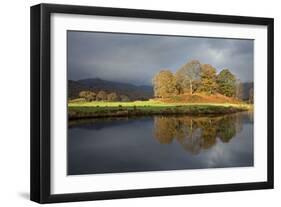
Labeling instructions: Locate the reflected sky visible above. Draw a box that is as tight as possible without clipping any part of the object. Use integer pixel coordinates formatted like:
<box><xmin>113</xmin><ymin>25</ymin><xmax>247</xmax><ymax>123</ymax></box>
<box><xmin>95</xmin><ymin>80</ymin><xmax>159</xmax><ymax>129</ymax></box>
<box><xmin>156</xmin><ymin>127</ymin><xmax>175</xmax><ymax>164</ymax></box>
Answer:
<box><xmin>68</xmin><ymin>112</ymin><xmax>253</xmax><ymax>175</ymax></box>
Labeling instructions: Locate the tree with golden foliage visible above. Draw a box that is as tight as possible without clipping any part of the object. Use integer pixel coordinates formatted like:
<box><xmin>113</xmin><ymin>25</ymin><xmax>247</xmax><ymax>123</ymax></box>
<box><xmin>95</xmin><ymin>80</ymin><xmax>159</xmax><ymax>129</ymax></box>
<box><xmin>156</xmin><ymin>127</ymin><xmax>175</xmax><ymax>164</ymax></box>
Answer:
<box><xmin>79</xmin><ymin>91</ymin><xmax>96</xmax><ymax>102</ymax></box>
<box><xmin>175</xmin><ymin>60</ymin><xmax>201</xmax><ymax>94</ymax></box>
<box><xmin>198</xmin><ymin>64</ymin><xmax>218</xmax><ymax>94</ymax></box>
<box><xmin>152</xmin><ymin>70</ymin><xmax>178</xmax><ymax>98</ymax></box>
<box><xmin>96</xmin><ymin>90</ymin><xmax>107</xmax><ymax>101</ymax></box>
<box><xmin>107</xmin><ymin>92</ymin><xmax>119</xmax><ymax>102</ymax></box>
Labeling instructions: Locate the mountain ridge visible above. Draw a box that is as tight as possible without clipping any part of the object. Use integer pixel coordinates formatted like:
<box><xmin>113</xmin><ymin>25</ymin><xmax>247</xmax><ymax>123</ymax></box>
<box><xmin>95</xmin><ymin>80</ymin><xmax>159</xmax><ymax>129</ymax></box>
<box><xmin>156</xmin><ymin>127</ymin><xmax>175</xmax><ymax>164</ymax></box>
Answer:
<box><xmin>68</xmin><ymin>78</ymin><xmax>154</xmax><ymax>100</ymax></box>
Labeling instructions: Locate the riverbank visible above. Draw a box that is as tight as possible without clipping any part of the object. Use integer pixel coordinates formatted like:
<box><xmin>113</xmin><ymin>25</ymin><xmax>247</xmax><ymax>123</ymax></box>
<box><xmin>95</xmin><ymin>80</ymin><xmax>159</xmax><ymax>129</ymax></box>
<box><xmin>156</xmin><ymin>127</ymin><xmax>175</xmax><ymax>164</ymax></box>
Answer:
<box><xmin>68</xmin><ymin>101</ymin><xmax>252</xmax><ymax>120</ymax></box>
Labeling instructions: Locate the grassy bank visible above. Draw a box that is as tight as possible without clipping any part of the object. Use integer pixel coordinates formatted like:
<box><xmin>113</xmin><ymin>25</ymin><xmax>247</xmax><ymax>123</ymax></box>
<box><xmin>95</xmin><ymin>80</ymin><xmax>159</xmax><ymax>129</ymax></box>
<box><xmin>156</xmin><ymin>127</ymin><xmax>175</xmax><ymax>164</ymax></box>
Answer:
<box><xmin>68</xmin><ymin>100</ymin><xmax>252</xmax><ymax>119</ymax></box>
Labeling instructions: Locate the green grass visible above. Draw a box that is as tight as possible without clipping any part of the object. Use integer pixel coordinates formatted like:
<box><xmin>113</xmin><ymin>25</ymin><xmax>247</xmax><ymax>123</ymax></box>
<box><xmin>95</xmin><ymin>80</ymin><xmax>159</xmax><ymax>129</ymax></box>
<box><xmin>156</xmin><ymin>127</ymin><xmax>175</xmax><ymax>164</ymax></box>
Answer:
<box><xmin>68</xmin><ymin>100</ymin><xmax>252</xmax><ymax>119</ymax></box>
<box><xmin>68</xmin><ymin>100</ymin><xmax>251</xmax><ymax>110</ymax></box>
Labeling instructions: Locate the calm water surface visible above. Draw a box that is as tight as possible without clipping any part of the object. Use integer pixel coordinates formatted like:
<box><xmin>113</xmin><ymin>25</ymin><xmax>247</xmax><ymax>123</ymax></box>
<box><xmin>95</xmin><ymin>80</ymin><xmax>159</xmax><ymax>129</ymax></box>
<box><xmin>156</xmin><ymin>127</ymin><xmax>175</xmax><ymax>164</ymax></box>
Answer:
<box><xmin>68</xmin><ymin>112</ymin><xmax>253</xmax><ymax>175</ymax></box>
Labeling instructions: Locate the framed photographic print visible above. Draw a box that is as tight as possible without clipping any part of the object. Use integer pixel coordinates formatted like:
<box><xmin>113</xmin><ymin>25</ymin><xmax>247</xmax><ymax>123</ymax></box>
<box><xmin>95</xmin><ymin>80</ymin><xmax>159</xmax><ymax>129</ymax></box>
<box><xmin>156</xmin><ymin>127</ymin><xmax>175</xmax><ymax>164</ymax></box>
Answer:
<box><xmin>30</xmin><ymin>3</ymin><xmax>274</xmax><ymax>203</ymax></box>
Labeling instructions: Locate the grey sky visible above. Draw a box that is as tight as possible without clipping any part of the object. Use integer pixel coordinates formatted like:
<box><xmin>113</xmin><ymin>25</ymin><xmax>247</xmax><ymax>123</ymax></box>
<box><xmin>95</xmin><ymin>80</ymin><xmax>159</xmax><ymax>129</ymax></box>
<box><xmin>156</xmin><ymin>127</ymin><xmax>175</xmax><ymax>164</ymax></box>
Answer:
<box><xmin>67</xmin><ymin>31</ymin><xmax>253</xmax><ymax>85</ymax></box>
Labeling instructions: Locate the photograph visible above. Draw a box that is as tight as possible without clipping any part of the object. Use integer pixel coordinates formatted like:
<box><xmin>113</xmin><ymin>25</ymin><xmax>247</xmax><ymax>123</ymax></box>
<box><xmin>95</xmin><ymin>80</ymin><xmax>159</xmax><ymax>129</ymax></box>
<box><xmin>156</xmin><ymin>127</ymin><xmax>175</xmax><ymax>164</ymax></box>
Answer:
<box><xmin>30</xmin><ymin>3</ymin><xmax>273</xmax><ymax>203</ymax></box>
<box><xmin>67</xmin><ymin>31</ymin><xmax>254</xmax><ymax>175</ymax></box>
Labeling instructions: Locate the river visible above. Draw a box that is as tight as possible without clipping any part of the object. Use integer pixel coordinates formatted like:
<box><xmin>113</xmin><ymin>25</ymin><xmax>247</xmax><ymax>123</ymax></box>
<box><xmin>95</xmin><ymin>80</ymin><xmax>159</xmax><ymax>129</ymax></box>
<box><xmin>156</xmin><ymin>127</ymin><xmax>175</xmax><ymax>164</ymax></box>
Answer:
<box><xmin>68</xmin><ymin>111</ymin><xmax>253</xmax><ymax>175</ymax></box>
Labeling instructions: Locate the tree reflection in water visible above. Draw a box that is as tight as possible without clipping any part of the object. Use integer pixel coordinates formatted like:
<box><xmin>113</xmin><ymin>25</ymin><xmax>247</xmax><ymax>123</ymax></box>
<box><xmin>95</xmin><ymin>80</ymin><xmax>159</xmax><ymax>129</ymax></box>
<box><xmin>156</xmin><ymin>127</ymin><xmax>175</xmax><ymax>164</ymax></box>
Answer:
<box><xmin>154</xmin><ymin>113</ymin><xmax>243</xmax><ymax>154</ymax></box>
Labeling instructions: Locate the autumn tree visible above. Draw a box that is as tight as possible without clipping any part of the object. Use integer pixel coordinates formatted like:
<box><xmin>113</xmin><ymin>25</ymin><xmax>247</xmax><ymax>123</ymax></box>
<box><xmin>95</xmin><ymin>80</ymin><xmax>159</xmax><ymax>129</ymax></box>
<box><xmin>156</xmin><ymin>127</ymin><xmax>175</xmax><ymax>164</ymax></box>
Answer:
<box><xmin>120</xmin><ymin>95</ymin><xmax>130</xmax><ymax>102</ymax></box>
<box><xmin>79</xmin><ymin>91</ymin><xmax>96</xmax><ymax>102</ymax></box>
<box><xmin>198</xmin><ymin>64</ymin><xmax>218</xmax><ymax>94</ymax></box>
<box><xmin>96</xmin><ymin>90</ymin><xmax>107</xmax><ymax>101</ymax></box>
<box><xmin>107</xmin><ymin>92</ymin><xmax>119</xmax><ymax>102</ymax></box>
<box><xmin>216</xmin><ymin>69</ymin><xmax>237</xmax><ymax>97</ymax></box>
<box><xmin>249</xmin><ymin>87</ymin><xmax>254</xmax><ymax>103</ymax></box>
<box><xmin>152</xmin><ymin>70</ymin><xmax>178</xmax><ymax>98</ymax></box>
<box><xmin>175</xmin><ymin>60</ymin><xmax>201</xmax><ymax>94</ymax></box>
<box><xmin>235</xmin><ymin>79</ymin><xmax>244</xmax><ymax>100</ymax></box>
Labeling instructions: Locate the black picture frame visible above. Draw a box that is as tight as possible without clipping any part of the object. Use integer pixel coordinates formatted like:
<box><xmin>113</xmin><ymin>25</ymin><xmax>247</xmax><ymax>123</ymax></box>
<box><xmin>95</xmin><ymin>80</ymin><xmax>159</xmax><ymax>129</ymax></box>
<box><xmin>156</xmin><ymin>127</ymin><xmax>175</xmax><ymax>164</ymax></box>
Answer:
<box><xmin>30</xmin><ymin>3</ymin><xmax>274</xmax><ymax>204</ymax></box>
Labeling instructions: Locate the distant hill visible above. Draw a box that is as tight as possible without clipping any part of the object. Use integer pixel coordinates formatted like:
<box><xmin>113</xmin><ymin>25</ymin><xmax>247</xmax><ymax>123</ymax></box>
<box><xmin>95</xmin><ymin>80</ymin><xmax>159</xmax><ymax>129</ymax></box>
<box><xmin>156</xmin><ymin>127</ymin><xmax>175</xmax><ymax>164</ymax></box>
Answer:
<box><xmin>68</xmin><ymin>78</ymin><xmax>154</xmax><ymax>100</ymax></box>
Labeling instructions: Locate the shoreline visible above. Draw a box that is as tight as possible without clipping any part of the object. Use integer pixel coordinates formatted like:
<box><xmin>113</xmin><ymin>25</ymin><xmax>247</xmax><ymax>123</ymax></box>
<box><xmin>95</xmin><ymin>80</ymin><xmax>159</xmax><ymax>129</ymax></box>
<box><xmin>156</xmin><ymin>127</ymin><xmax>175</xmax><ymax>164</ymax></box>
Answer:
<box><xmin>68</xmin><ymin>103</ymin><xmax>251</xmax><ymax>120</ymax></box>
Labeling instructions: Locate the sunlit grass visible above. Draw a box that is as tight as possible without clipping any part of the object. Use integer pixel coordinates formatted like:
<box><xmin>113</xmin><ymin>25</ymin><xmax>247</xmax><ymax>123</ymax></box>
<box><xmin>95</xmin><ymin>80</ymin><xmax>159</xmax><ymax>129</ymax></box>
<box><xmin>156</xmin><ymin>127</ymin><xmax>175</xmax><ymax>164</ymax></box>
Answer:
<box><xmin>68</xmin><ymin>100</ymin><xmax>252</xmax><ymax>119</ymax></box>
<box><xmin>68</xmin><ymin>100</ymin><xmax>252</xmax><ymax>109</ymax></box>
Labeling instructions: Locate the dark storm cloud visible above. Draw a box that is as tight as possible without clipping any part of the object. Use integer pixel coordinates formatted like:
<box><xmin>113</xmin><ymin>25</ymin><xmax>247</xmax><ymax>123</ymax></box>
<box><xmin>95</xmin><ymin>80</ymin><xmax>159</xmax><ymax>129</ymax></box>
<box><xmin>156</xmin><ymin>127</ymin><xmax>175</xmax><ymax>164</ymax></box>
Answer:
<box><xmin>67</xmin><ymin>31</ymin><xmax>253</xmax><ymax>85</ymax></box>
